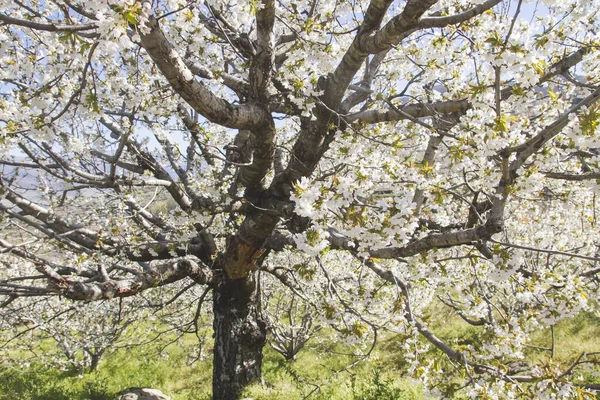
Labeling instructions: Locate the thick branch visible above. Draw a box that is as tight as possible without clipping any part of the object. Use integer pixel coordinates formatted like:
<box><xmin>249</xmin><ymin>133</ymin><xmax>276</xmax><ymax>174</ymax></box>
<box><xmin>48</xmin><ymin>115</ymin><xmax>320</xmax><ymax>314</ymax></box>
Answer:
<box><xmin>350</xmin><ymin>47</ymin><xmax>593</xmax><ymax>125</ymax></box>
<box><xmin>0</xmin><ymin>13</ymin><xmax>98</xmax><ymax>32</ymax></box>
<box><xmin>356</xmin><ymin>0</ymin><xmax>439</xmax><ymax>55</ymax></box>
<box><xmin>544</xmin><ymin>171</ymin><xmax>600</xmax><ymax>181</ymax></box>
<box><xmin>139</xmin><ymin>16</ymin><xmax>268</xmax><ymax>129</ymax></box>
<box><xmin>0</xmin><ymin>256</ymin><xmax>213</xmax><ymax>301</ymax></box>
<box><xmin>184</xmin><ymin>60</ymin><xmax>250</xmax><ymax>96</ymax></box>
<box><xmin>418</xmin><ymin>0</ymin><xmax>503</xmax><ymax>29</ymax></box>
<box><xmin>505</xmin><ymin>87</ymin><xmax>600</xmax><ymax>172</ymax></box>
<box><xmin>348</xmin><ymin>99</ymin><xmax>470</xmax><ymax>123</ymax></box>
<box><xmin>1</xmin><ymin>186</ymin><xmax>105</xmax><ymax>250</ymax></box>
<box><xmin>225</xmin><ymin>0</ymin><xmax>278</xmax><ymax>188</ymax></box>
<box><xmin>328</xmin><ymin>222</ymin><xmax>503</xmax><ymax>260</ymax></box>
<box><xmin>60</xmin><ymin>258</ymin><xmax>213</xmax><ymax>300</ymax></box>
<box><xmin>324</xmin><ymin>0</ymin><xmax>422</xmax><ymax>108</ymax></box>
<box><xmin>250</xmin><ymin>0</ymin><xmax>276</xmax><ymax>102</ymax></box>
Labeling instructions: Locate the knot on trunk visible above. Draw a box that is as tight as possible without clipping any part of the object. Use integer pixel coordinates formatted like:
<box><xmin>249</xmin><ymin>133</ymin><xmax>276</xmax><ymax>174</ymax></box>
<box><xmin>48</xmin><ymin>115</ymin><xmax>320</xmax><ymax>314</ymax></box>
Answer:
<box><xmin>240</xmin><ymin>317</ymin><xmax>267</xmax><ymax>346</ymax></box>
<box><xmin>177</xmin><ymin>258</ymin><xmax>195</xmax><ymax>275</ymax></box>
<box><xmin>484</xmin><ymin>220</ymin><xmax>504</xmax><ymax>235</ymax></box>
<box><xmin>102</xmin><ymin>280</ymin><xmax>120</xmax><ymax>299</ymax></box>
<box><xmin>286</xmin><ymin>213</ymin><xmax>311</xmax><ymax>233</ymax></box>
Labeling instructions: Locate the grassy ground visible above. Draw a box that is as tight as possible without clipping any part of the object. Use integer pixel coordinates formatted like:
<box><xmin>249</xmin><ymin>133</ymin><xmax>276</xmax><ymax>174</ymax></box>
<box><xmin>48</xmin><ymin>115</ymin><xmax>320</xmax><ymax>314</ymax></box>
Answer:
<box><xmin>0</xmin><ymin>340</ymin><xmax>421</xmax><ymax>400</ymax></box>
<box><xmin>0</xmin><ymin>312</ymin><xmax>598</xmax><ymax>399</ymax></box>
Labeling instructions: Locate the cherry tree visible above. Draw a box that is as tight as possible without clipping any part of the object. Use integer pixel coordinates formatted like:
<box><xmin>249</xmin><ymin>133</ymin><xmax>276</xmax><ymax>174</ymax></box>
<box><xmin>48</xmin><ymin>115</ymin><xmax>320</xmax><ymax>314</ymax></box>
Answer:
<box><xmin>1</xmin><ymin>0</ymin><xmax>599</xmax><ymax>398</ymax></box>
<box><xmin>0</xmin><ymin>287</ymin><xmax>137</xmax><ymax>372</ymax></box>
<box><xmin>0</xmin><ymin>255</ymin><xmax>207</xmax><ymax>373</ymax></box>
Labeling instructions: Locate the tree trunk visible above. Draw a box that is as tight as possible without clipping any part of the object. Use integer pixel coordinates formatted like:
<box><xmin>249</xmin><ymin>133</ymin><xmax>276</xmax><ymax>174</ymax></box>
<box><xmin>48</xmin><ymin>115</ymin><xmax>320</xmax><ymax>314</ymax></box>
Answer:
<box><xmin>86</xmin><ymin>348</ymin><xmax>104</xmax><ymax>372</ymax></box>
<box><xmin>89</xmin><ymin>353</ymin><xmax>100</xmax><ymax>372</ymax></box>
<box><xmin>212</xmin><ymin>273</ymin><xmax>267</xmax><ymax>400</ymax></box>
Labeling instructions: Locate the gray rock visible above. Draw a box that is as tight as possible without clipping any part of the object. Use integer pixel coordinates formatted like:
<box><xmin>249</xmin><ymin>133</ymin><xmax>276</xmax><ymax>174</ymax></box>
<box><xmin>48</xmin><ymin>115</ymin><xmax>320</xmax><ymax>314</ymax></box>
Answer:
<box><xmin>116</xmin><ymin>388</ymin><xmax>171</xmax><ymax>400</ymax></box>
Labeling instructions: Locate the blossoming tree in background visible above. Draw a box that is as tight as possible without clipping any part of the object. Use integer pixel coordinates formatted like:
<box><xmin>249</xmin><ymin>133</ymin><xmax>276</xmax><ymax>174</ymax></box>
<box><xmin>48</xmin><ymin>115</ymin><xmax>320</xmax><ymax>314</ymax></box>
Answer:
<box><xmin>1</xmin><ymin>0</ymin><xmax>599</xmax><ymax>397</ymax></box>
<box><xmin>0</xmin><ymin>288</ymin><xmax>137</xmax><ymax>372</ymax></box>
<box><xmin>0</xmin><ymin>253</ymin><xmax>210</xmax><ymax>373</ymax></box>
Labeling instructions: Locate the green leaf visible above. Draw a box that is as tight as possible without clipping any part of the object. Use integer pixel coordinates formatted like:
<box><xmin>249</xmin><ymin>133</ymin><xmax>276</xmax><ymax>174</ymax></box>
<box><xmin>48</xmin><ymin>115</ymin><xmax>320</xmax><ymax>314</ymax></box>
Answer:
<box><xmin>494</xmin><ymin>116</ymin><xmax>508</xmax><ymax>133</ymax></box>
<box><xmin>85</xmin><ymin>91</ymin><xmax>100</xmax><ymax>113</ymax></box>
<box><xmin>530</xmin><ymin>60</ymin><xmax>546</xmax><ymax>76</ymax></box>
<box><xmin>485</xmin><ymin>32</ymin><xmax>503</xmax><ymax>47</ymax></box>
<box><xmin>123</xmin><ymin>10</ymin><xmax>139</xmax><ymax>24</ymax></box>
<box><xmin>580</xmin><ymin>104</ymin><xmax>599</xmax><ymax>137</ymax></box>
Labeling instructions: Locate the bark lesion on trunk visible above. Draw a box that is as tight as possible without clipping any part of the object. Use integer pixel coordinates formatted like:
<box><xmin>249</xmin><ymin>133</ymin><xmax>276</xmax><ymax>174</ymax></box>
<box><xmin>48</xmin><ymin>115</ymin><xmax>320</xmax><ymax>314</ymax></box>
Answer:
<box><xmin>224</xmin><ymin>240</ymin><xmax>267</xmax><ymax>280</ymax></box>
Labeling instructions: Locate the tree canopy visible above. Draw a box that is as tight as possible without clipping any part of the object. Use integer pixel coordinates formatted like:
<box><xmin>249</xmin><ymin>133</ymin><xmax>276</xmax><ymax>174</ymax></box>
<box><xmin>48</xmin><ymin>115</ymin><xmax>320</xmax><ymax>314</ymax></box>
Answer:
<box><xmin>1</xmin><ymin>0</ymin><xmax>599</xmax><ymax>398</ymax></box>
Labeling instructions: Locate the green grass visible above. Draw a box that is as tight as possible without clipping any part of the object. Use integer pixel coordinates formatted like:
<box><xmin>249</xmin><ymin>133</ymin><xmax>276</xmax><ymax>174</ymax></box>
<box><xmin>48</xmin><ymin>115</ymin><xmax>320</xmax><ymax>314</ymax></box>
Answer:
<box><xmin>1</xmin><ymin>312</ymin><xmax>598</xmax><ymax>399</ymax></box>
<box><xmin>242</xmin><ymin>344</ymin><xmax>422</xmax><ymax>400</ymax></box>
<box><xmin>0</xmin><ymin>333</ymin><xmax>421</xmax><ymax>400</ymax></box>
<box><xmin>0</xmin><ymin>334</ymin><xmax>213</xmax><ymax>400</ymax></box>
<box><xmin>0</xmin><ymin>367</ymin><xmax>112</xmax><ymax>400</ymax></box>
<box><xmin>526</xmin><ymin>312</ymin><xmax>600</xmax><ymax>383</ymax></box>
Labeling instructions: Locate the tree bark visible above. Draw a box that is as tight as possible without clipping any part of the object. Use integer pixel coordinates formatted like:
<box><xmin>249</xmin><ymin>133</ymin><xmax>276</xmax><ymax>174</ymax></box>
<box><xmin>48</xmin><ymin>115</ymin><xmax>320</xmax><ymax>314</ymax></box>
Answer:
<box><xmin>212</xmin><ymin>273</ymin><xmax>267</xmax><ymax>399</ymax></box>
<box><xmin>89</xmin><ymin>351</ymin><xmax>102</xmax><ymax>372</ymax></box>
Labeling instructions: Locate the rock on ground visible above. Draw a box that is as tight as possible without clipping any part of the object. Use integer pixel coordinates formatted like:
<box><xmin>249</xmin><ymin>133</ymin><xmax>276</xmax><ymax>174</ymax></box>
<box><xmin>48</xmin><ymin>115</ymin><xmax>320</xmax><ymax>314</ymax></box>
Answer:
<box><xmin>116</xmin><ymin>388</ymin><xmax>171</xmax><ymax>400</ymax></box>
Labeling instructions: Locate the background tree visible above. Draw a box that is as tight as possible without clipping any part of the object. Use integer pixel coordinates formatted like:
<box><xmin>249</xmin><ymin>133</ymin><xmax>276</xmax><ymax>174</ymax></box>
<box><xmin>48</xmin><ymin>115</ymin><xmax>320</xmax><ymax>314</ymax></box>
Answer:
<box><xmin>1</xmin><ymin>0</ymin><xmax>599</xmax><ymax>398</ymax></box>
<box><xmin>0</xmin><ymin>292</ymin><xmax>136</xmax><ymax>373</ymax></box>
<box><xmin>0</xmin><ymin>253</ymin><xmax>210</xmax><ymax>373</ymax></box>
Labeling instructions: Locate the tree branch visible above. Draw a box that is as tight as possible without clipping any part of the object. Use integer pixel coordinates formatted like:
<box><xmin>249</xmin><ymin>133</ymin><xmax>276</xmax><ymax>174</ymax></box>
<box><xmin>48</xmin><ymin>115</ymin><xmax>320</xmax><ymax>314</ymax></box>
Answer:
<box><xmin>418</xmin><ymin>0</ymin><xmax>503</xmax><ymax>29</ymax></box>
<box><xmin>505</xmin><ymin>87</ymin><xmax>600</xmax><ymax>172</ymax></box>
<box><xmin>0</xmin><ymin>252</ymin><xmax>213</xmax><ymax>301</ymax></box>
<box><xmin>0</xmin><ymin>13</ymin><xmax>98</xmax><ymax>32</ymax></box>
<box><xmin>138</xmin><ymin>16</ymin><xmax>268</xmax><ymax>129</ymax></box>
<box><xmin>349</xmin><ymin>47</ymin><xmax>591</xmax><ymax>124</ymax></box>
<box><xmin>348</xmin><ymin>99</ymin><xmax>470</xmax><ymax>123</ymax></box>
<box><xmin>328</xmin><ymin>222</ymin><xmax>503</xmax><ymax>260</ymax></box>
<box><xmin>544</xmin><ymin>171</ymin><xmax>600</xmax><ymax>181</ymax></box>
